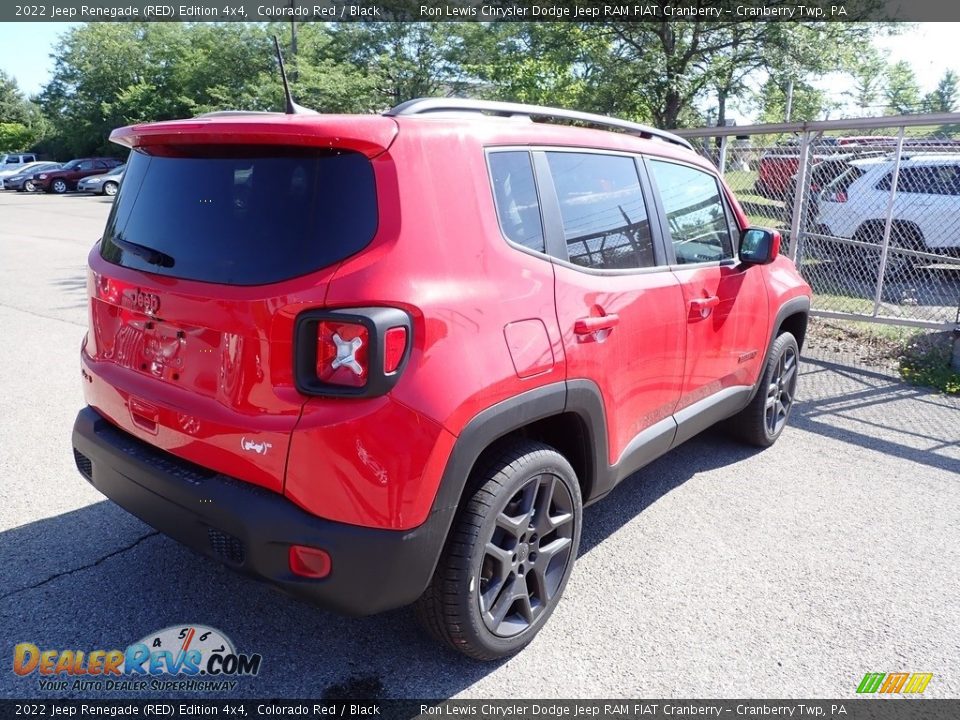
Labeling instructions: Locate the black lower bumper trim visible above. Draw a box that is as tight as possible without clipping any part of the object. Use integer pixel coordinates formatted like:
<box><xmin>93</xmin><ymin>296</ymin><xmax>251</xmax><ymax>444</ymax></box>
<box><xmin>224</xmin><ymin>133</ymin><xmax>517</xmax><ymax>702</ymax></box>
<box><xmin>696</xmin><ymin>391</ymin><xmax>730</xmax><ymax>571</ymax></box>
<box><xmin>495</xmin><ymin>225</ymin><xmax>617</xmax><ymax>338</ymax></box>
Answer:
<box><xmin>72</xmin><ymin>407</ymin><xmax>452</xmax><ymax>616</ymax></box>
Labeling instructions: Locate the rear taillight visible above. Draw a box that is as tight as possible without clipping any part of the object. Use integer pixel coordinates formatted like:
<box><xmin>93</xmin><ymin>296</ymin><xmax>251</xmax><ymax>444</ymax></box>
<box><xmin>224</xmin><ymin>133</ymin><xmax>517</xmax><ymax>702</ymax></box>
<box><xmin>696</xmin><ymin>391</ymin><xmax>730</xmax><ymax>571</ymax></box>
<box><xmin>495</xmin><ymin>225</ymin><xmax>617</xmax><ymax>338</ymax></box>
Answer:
<box><xmin>824</xmin><ymin>190</ymin><xmax>847</xmax><ymax>203</ymax></box>
<box><xmin>295</xmin><ymin>307</ymin><xmax>412</xmax><ymax>397</ymax></box>
<box><xmin>316</xmin><ymin>321</ymin><xmax>369</xmax><ymax>388</ymax></box>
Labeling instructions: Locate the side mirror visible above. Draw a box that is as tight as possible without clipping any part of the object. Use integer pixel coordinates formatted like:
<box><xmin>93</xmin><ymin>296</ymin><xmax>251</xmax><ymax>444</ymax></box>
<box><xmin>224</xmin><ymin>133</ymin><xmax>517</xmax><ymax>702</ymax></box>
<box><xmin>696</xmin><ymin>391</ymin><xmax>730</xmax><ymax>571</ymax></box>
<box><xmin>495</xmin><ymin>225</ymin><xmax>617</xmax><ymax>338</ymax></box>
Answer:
<box><xmin>739</xmin><ymin>228</ymin><xmax>781</xmax><ymax>265</ymax></box>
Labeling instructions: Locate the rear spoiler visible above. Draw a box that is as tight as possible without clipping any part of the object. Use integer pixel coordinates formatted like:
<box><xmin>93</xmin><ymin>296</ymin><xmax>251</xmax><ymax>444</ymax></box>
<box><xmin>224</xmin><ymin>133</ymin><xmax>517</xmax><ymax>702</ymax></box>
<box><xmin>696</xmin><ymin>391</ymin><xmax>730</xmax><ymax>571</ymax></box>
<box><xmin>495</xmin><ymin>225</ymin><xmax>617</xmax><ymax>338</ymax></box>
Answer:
<box><xmin>110</xmin><ymin>113</ymin><xmax>399</xmax><ymax>159</ymax></box>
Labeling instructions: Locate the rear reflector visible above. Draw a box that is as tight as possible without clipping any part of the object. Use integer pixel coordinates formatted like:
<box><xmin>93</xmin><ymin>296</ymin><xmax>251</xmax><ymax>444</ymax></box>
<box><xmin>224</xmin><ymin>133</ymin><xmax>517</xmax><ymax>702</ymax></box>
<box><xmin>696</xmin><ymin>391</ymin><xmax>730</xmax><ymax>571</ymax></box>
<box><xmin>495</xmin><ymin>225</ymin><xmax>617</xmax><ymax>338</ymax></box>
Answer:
<box><xmin>383</xmin><ymin>326</ymin><xmax>408</xmax><ymax>374</ymax></box>
<box><xmin>289</xmin><ymin>545</ymin><xmax>332</xmax><ymax>579</ymax></box>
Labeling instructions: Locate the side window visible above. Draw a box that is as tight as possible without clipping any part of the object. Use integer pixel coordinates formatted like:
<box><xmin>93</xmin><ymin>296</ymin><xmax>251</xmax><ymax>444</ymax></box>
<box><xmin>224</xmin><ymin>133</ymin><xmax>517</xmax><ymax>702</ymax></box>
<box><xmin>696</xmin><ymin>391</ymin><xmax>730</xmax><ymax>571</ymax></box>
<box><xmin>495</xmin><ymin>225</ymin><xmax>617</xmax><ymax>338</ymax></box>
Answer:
<box><xmin>880</xmin><ymin>166</ymin><xmax>960</xmax><ymax>195</ymax></box>
<box><xmin>78</xmin><ymin>161</ymin><xmax>95</xmax><ymax>171</ymax></box>
<box><xmin>488</xmin><ymin>151</ymin><xmax>545</xmax><ymax>253</ymax></box>
<box><xmin>545</xmin><ymin>151</ymin><xmax>655</xmax><ymax>270</ymax></box>
<box><xmin>648</xmin><ymin>160</ymin><xmax>734</xmax><ymax>264</ymax></box>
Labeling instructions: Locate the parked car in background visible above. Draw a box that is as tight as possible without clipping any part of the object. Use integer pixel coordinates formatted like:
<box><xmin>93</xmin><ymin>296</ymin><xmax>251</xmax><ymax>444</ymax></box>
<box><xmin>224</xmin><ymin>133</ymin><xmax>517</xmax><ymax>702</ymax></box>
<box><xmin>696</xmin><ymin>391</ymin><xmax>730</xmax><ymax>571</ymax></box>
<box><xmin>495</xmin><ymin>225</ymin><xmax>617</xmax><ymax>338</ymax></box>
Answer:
<box><xmin>32</xmin><ymin>157</ymin><xmax>123</xmax><ymax>194</ymax></box>
<box><xmin>0</xmin><ymin>153</ymin><xmax>38</xmax><ymax>172</ymax></box>
<box><xmin>77</xmin><ymin>164</ymin><xmax>125</xmax><ymax>196</ymax></box>
<box><xmin>755</xmin><ymin>144</ymin><xmax>838</xmax><ymax>198</ymax></box>
<box><xmin>0</xmin><ymin>161</ymin><xmax>58</xmax><ymax>190</ymax></box>
<box><xmin>816</xmin><ymin>153</ymin><xmax>960</xmax><ymax>264</ymax></box>
<box><xmin>781</xmin><ymin>152</ymin><xmax>885</xmax><ymax>225</ymax></box>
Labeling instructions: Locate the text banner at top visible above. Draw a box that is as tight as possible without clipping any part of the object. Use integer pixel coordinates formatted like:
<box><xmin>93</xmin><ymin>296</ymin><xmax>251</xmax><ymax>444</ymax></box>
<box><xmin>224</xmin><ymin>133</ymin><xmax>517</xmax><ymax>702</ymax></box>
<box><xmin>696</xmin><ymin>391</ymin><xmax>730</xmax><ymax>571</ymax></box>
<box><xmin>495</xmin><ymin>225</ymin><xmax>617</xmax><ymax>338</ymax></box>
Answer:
<box><xmin>4</xmin><ymin>0</ymin><xmax>960</xmax><ymax>23</ymax></box>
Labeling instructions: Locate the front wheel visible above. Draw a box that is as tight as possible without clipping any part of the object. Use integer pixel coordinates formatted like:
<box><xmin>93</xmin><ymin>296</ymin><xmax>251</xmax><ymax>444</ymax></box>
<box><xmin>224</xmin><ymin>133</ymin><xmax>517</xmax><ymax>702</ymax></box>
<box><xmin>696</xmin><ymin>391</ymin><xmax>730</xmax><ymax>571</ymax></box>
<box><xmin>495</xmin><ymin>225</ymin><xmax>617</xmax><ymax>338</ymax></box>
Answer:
<box><xmin>51</xmin><ymin>179</ymin><xmax>68</xmax><ymax>194</ymax></box>
<box><xmin>102</xmin><ymin>181</ymin><xmax>118</xmax><ymax>197</ymax></box>
<box><xmin>728</xmin><ymin>332</ymin><xmax>800</xmax><ymax>447</ymax></box>
<box><xmin>22</xmin><ymin>180</ymin><xmax>36</xmax><ymax>192</ymax></box>
<box><xmin>415</xmin><ymin>440</ymin><xmax>582</xmax><ymax>660</ymax></box>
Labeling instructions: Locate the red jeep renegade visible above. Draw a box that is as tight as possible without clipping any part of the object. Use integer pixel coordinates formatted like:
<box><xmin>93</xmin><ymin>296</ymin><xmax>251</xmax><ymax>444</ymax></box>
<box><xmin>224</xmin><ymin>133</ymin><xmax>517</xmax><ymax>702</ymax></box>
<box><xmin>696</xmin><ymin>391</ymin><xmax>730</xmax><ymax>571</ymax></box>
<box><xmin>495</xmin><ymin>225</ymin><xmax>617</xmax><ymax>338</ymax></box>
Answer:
<box><xmin>72</xmin><ymin>98</ymin><xmax>811</xmax><ymax>660</ymax></box>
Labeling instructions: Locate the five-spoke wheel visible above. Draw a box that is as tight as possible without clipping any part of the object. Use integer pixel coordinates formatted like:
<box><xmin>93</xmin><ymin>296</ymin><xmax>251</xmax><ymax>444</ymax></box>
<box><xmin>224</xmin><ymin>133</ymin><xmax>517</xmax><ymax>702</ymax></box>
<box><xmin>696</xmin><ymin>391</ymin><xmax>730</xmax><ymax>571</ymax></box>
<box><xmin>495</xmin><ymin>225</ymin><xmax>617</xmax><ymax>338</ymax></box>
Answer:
<box><xmin>416</xmin><ymin>441</ymin><xmax>582</xmax><ymax>660</ymax></box>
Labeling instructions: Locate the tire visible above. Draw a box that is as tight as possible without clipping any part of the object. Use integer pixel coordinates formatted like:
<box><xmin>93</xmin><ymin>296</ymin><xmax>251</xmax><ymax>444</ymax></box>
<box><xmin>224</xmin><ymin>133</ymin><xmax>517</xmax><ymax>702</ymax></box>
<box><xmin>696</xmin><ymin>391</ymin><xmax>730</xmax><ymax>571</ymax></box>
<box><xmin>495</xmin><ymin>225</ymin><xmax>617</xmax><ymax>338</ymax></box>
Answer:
<box><xmin>415</xmin><ymin>440</ymin><xmax>582</xmax><ymax>661</ymax></box>
<box><xmin>22</xmin><ymin>180</ymin><xmax>35</xmax><ymax>192</ymax></box>
<box><xmin>727</xmin><ymin>332</ymin><xmax>800</xmax><ymax>448</ymax></box>
<box><xmin>51</xmin><ymin>179</ymin><xmax>68</xmax><ymax>194</ymax></box>
<box><xmin>102</xmin><ymin>181</ymin><xmax>118</xmax><ymax>197</ymax></box>
<box><xmin>851</xmin><ymin>223</ymin><xmax>923</xmax><ymax>282</ymax></box>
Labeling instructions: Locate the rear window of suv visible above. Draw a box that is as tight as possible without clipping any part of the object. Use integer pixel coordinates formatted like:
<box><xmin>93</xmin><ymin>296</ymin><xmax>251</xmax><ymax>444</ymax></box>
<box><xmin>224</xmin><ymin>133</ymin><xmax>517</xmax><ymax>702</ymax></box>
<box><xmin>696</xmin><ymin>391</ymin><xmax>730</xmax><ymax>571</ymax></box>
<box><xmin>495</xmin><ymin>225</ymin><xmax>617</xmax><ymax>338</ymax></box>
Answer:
<box><xmin>100</xmin><ymin>147</ymin><xmax>377</xmax><ymax>285</ymax></box>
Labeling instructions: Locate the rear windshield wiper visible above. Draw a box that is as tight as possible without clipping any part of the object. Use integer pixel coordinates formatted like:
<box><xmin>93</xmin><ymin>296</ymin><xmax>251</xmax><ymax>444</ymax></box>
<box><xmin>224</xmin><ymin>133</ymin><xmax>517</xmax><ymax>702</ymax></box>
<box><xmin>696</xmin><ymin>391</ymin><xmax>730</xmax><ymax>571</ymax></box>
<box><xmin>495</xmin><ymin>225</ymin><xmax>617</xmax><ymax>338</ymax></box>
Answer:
<box><xmin>112</xmin><ymin>236</ymin><xmax>175</xmax><ymax>268</ymax></box>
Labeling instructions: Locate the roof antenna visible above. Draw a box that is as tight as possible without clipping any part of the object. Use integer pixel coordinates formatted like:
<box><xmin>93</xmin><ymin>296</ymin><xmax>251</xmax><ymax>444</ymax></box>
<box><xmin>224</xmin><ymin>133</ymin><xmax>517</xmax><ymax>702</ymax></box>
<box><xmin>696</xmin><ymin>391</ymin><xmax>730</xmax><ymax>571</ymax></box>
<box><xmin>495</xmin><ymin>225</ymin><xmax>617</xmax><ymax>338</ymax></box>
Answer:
<box><xmin>272</xmin><ymin>34</ymin><xmax>315</xmax><ymax>115</ymax></box>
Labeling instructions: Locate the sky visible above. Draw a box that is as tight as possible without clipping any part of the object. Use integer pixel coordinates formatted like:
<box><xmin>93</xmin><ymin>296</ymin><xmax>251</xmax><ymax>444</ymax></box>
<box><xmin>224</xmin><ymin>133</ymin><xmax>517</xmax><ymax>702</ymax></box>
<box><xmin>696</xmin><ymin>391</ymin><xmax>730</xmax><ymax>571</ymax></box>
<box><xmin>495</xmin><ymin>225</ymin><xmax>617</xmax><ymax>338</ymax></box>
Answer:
<box><xmin>1</xmin><ymin>21</ymin><xmax>959</xmax><ymax>121</ymax></box>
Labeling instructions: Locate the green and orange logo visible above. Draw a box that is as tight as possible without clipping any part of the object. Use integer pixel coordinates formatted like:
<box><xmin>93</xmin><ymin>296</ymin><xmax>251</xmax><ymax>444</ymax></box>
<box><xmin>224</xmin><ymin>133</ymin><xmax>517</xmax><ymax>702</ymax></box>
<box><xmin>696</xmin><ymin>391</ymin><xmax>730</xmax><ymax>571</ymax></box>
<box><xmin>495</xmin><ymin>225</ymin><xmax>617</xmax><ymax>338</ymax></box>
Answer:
<box><xmin>857</xmin><ymin>672</ymin><xmax>933</xmax><ymax>694</ymax></box>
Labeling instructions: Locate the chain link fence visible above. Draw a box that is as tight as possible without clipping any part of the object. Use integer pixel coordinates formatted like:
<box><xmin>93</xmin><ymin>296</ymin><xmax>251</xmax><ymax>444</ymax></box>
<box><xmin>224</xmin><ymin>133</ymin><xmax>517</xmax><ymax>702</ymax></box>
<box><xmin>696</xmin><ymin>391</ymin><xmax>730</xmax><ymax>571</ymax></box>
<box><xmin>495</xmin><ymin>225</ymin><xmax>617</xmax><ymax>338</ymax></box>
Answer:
<box><xmin>676</xmin><ymin>115</ymin><xmax>960</xmax><ymax>390</ymax></box>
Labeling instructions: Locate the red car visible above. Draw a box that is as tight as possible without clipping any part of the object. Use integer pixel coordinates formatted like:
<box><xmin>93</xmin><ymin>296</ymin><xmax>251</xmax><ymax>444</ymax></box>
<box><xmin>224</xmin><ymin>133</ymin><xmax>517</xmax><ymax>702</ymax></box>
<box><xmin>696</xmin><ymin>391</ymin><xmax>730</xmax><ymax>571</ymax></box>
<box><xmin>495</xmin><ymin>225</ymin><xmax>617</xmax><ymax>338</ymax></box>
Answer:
<box><xmin>33</xmin><ymin>157</ymin><xmax>123</xmax><ymax>193</ymax></box>
<box><xmin>72</xmin><ymin>99</ymin><xmax>811</xmax><ymax>660</ymax></box>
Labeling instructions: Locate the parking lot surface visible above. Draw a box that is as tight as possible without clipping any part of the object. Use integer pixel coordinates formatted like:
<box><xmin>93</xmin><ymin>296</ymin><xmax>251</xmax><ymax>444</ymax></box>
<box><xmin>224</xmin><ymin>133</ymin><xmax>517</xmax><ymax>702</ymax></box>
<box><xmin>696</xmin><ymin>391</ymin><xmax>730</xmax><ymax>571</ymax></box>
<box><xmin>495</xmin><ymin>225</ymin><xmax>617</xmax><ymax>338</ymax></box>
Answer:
<box><xmin>1</xmin><ymin>192</ymin><xmax>958</xmax><ymax>699</ymax></box>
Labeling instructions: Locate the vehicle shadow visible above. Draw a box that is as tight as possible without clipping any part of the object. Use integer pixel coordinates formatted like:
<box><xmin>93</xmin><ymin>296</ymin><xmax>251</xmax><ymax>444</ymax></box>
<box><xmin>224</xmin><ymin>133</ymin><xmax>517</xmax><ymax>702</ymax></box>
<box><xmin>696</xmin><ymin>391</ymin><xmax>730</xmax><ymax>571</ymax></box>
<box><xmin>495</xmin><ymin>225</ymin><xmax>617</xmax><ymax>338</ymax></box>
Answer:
<box><xmin>794</xmin><ymin>357</ymin><xmax>960</xmax><ymax>473</ymax></box>
<box><xmin>49</xmin><ymin>273</ymin><xmax>88</xmax><ymax>312</ymax></box>
<box><xmin>0</xmin><ymin>430</ymin><xmax>757</xmax><ymax>701</ymax></box>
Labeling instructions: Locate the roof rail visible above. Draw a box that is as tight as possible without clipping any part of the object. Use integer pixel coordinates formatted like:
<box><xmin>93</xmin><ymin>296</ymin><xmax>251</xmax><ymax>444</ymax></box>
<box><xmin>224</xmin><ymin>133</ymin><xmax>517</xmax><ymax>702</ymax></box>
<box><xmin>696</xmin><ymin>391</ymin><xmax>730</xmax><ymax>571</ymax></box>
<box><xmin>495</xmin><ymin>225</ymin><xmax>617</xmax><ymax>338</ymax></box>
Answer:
<box><xmin>385</xmin><ymin>98</ymin><xmax>693</xmax><ymax>151</ymax></box>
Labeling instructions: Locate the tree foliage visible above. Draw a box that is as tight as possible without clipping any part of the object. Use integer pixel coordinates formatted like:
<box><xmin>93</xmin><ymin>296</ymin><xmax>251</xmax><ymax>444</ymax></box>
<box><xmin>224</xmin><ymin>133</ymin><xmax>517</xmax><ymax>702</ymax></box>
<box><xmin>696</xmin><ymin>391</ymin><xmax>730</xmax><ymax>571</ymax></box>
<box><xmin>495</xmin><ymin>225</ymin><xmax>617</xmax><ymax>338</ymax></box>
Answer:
<box><xmin>0</xmin><ymin>71</ymin><xmax>47</xmax><ymax>149</ymax></box>
<box><xmin>923</xmin><ymin>70</ymin><xmax>958</xmax><ymax>113</ymax></box>
<box><xmin>24</xmin><ymin>20</ymin><xmax>917</xmax><ymax>158</ymax></box>
<box><xmin>883</xmin><ymin>60</ymin><xmax>922</xmax><ymax>115</ymax></box>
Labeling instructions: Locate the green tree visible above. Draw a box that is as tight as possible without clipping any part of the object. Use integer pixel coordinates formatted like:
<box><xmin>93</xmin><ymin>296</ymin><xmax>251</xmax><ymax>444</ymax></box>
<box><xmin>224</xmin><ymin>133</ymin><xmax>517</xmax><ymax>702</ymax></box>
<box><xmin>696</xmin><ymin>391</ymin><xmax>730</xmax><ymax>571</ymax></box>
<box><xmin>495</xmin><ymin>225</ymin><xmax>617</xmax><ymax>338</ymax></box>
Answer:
<box><xmin>884</xmin><ymin>60</ymin><xmax>922</xmax><ymax>114</ymax></box>
<box><xmin>846</xmin><ymin>49</ymin><xmax>887</xmax><ymax>115</ymax></box>
<box><xmin>0</xmin><ymin>71</ymin><xmax>31</xmax><ymax>125</ymax></box>
<box><xmin>0</xmin><ymin>123</ymin><xmax>35</xmax><ymax>152</ymax></box>
<box><xmin>596</xmin><ymin>20</ymin><xmax>882</xmax><ymax>128</ymax></box>
<box><xmin>0</xmin><ymin>71</ymin><xmax>48</xmax><ymax>149</ymax></box>
<box><xmin>923</xmin><ymin>69</ymin><xmax>958</xmax><ymax>113</ymax></box>
<box><xmin>327</xmin><ymin>22</ymin><xmax>463</xmax><ymax>109</ymax></box>
<box><xmin>758</xmin><ymin>77</ymin><xmax>832</xmax><ymax>123</ymax></box>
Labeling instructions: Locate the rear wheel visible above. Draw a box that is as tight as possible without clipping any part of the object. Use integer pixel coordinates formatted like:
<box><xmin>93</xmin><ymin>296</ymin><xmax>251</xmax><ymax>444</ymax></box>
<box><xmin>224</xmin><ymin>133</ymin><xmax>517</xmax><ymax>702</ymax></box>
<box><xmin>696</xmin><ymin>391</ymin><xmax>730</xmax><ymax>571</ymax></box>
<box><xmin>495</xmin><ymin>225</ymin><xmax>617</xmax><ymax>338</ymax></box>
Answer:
<box><xmin>415</xmin><ymin>440</ymin><xmax>582</xmax><ymax>660</ymax></box>
<box><xmin>728</xmin><ymin>332</ymin><xmax>800</xmax><ymax>448</ymax></box>
<box><xmin>51</xmin><ymin>179</ymin><xmax>68</xmax><ymax>194</ymax></box>
<box><xmin>851</xmin><ymin>223</ymin><xmax>924</xmax><ymax>282</ymax></box>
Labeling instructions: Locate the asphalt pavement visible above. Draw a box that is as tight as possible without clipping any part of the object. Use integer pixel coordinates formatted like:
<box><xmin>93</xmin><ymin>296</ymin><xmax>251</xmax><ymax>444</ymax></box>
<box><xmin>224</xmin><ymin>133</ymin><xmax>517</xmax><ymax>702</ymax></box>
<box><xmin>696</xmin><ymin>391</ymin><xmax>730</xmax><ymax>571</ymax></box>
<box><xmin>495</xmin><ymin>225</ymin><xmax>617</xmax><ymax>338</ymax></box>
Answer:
<box><xmin>0</xmin><ymin>191</ymin><xmax>957</xmax><ymax>700</ymax></box>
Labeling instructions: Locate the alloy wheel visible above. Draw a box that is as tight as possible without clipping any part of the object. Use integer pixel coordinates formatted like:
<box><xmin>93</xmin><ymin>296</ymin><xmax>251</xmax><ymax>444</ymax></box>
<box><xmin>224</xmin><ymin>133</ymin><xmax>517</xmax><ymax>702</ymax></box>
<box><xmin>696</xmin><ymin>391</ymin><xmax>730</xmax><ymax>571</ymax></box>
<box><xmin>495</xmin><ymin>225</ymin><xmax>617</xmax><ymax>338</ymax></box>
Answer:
<box><xmin>765</xmin><ymin>345</ymin><xmax>798</xmax><ymax>436</ymax></box>
<box><xmin>478</xmin><ymin>472</ymin><xmax>576</xmax><ymax>638</ymax></box>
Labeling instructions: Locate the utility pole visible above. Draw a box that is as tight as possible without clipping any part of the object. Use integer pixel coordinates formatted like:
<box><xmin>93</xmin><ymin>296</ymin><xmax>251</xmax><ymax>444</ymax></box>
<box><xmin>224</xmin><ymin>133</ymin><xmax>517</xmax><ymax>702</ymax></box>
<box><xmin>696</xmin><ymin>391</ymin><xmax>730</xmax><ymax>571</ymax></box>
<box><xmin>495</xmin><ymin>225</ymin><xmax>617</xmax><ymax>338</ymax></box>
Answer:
<box><xmin>785</xmin><ymin>79</ymin><xmax>794</xmax><ymax>123</ymax></box>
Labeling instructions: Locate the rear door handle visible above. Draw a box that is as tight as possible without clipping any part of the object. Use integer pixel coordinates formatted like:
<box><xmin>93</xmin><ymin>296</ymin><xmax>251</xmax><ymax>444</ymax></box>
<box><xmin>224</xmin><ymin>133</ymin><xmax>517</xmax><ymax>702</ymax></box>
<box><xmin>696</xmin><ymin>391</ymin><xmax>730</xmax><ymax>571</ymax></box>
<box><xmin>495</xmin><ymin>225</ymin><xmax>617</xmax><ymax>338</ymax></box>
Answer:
<box><xmin>690</xmin><ymin>296</ymin><xmax>720</xmax><ymax>319</ymax></box>
<box><xmin>574</xmin><ymin>314</ymin><xmax>620</xmax><ymax>335</ymax></box>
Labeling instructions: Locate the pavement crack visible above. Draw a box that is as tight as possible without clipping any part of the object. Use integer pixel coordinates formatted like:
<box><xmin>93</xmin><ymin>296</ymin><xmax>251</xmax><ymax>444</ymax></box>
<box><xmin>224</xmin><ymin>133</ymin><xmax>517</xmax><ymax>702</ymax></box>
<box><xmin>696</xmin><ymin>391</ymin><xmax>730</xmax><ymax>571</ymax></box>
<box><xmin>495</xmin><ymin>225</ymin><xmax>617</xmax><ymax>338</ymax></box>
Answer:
<box><xmin>0</xmin><ymin>301</ymin><xmax>86</xmax><ymax>328</ymax></box>
<box><xmin>1</xmin><ymin>531</ymin><xmax>160</xmax><ymax>601</ymax></box>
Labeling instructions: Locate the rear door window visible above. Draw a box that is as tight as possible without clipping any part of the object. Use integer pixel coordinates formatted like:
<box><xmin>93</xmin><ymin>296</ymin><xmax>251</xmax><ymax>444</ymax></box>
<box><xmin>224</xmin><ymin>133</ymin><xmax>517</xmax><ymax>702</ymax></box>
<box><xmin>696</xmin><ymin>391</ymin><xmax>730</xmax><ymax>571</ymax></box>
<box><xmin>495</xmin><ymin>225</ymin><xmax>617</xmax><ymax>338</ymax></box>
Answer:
<box><xmin>100</xmin><ymin>147</ymin><xmax>378</xmax><ymax>285</ymax></box>
<box><xmin>545</xmin><ymin>151</ymin><xmax>656</xmax><ymax>271</ymax></box>
<box><xmin>488</xmin><ymin>151</ymin><xmax>545</xmax><ymax>253</ymax></box>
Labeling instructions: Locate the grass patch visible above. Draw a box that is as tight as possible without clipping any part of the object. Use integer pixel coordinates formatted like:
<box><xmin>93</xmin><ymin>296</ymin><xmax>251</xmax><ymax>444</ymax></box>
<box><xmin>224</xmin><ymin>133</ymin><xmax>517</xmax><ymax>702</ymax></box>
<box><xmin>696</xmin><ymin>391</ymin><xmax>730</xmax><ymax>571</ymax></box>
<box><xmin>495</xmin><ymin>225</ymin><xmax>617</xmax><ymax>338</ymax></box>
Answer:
<box><xmin>899</xmin><ymin>332</ymin><xmax>960</xmax><ymax>395</ymax></box>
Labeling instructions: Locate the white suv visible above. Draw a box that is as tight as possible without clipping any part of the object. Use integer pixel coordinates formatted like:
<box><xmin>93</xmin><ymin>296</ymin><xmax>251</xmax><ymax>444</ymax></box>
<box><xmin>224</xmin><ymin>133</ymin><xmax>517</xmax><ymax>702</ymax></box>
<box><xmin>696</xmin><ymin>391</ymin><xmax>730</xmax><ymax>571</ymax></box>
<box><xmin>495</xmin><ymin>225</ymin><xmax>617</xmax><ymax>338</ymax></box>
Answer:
<box><xmin>0</xmin><ymin>153</ymin><xmax>38</xmax><ymax>173</ymax></box>
<box><xmin>816</xmin><ymin>154</ymin><xmax>960</xmax><ymax>255</ymax></box>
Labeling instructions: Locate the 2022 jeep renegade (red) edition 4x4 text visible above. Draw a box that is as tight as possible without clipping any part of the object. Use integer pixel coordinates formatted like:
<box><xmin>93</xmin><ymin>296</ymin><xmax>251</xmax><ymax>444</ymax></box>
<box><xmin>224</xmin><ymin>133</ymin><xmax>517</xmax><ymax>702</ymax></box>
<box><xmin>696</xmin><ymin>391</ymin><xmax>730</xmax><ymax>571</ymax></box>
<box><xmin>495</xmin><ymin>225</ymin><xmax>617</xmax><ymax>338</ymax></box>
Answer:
<box><xmin>72</xmin><ymin>98</ymin><xmax>811</xmax><ymax>660</ymax></box>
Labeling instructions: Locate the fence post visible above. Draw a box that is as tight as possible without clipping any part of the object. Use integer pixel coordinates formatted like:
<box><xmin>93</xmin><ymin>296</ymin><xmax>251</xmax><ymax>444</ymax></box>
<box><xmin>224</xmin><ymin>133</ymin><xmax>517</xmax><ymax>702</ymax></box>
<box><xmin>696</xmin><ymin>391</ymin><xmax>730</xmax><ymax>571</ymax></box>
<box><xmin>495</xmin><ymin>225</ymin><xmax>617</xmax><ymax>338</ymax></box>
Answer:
<box><xmin>787</xmin><ymin>131</ymin><xmax>812</xmax><ymax>262</ymax></box>
<box><xmin>872</xmin><ymin>125</ymin><xmax>906</xmax><ymax>318</ymax></box>
<box><xmin>718</xmin><ymin>135</ymin><xmax>728</xmax><ymax>175</ymax></box>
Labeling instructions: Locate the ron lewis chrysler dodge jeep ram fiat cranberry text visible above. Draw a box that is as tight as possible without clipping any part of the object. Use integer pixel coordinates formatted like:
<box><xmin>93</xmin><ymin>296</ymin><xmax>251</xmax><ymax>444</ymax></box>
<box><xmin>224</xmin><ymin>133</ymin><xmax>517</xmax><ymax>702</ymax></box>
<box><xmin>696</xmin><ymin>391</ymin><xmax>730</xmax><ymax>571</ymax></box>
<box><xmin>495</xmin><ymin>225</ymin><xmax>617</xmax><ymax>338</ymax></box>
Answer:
<box><xmin>72</xmin><ymin>98</ymin><xmax>811</xmax><ymax>660</ymax></box>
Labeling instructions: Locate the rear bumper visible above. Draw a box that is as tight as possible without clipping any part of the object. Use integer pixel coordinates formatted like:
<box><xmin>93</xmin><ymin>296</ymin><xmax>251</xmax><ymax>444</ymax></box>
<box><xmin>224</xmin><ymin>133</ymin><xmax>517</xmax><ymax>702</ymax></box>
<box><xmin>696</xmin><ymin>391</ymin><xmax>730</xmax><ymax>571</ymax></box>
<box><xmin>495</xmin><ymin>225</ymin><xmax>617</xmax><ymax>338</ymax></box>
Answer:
<box><xmin>72</xmin><ymin>406</ymin><xmax>452</xmax><ymax>616</ymax></box>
